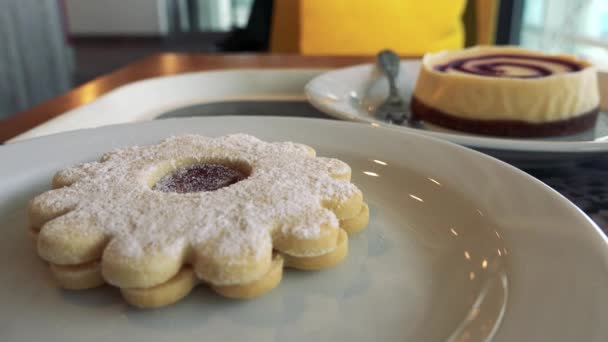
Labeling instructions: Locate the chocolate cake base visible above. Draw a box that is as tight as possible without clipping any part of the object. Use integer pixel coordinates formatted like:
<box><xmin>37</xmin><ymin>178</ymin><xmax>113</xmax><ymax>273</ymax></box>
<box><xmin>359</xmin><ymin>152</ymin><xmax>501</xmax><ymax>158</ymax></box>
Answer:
<box><xmin>410</xmin><ymin>97</ymin><xmax>599</xmax><ymax>138</ymax></box>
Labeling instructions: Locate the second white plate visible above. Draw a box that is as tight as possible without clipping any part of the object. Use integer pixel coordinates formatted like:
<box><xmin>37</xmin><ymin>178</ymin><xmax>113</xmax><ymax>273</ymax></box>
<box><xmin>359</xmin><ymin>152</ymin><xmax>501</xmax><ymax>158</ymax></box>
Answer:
<box><xmin>305</xmin><ymin>61</ymin><xmax>608</xmax><ymax>165</ymax></box>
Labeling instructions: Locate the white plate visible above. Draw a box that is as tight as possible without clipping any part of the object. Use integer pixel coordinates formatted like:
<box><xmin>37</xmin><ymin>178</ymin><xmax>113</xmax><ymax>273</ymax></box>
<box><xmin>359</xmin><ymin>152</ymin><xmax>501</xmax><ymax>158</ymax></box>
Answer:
<box><xmin>305</xmin><ymin>61</ymin><xmax>608</xmax><ymax>166</ymax></box>
<box><xmin>1</xmin><ymin>117</ymin><xmax>606</xmax><ymax>342</ymax></box>
<box><xmin>7</xmin><ymin>69</ymin><xmax>324</xmax><ymax>143</ymax></box>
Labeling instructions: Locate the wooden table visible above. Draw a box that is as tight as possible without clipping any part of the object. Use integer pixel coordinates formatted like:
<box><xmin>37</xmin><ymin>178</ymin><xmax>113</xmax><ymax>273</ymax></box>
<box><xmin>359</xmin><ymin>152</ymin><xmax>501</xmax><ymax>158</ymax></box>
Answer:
<box><xmin>0</xmin><ymin>53</ymin><xmax>383</xmax><ymax>143</ymax></box>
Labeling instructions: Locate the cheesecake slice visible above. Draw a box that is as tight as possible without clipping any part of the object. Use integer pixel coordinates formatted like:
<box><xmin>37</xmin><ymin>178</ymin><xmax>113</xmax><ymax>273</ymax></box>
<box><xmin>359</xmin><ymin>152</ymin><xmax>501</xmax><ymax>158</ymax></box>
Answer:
<box><xmin>411</xmin><ymin>46</ymin><xmax>600</xmax><ymax>137</ymax></box>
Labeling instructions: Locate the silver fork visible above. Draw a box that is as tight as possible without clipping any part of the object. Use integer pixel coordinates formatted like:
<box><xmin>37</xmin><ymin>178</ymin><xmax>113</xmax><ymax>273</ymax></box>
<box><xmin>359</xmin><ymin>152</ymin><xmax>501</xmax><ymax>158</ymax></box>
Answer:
<box><xmin>374</xmin><ymin>49</ymin><xmax>408</xmax><ymax>124</ymax></box>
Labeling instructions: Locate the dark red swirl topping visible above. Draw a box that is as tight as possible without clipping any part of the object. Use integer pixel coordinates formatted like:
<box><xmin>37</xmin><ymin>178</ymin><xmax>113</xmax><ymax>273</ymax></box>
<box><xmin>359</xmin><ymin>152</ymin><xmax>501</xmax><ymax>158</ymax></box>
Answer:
<box><xmin>434</xmin><ymin>53</ymin><xmax>583</xmax><ymax>78</ymax></box>
<box><xmin>153</xmin><ymin>164</ymin><xmax>247</xmax><ymax>193</ymax></box>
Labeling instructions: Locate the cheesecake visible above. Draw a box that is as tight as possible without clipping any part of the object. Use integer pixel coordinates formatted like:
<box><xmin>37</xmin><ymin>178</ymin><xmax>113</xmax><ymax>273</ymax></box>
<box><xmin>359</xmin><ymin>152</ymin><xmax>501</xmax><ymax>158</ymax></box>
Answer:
<box><xmin>411</xmin><ymin>46</ymin><xmax>600</xmax><ymax>137</ymax></box>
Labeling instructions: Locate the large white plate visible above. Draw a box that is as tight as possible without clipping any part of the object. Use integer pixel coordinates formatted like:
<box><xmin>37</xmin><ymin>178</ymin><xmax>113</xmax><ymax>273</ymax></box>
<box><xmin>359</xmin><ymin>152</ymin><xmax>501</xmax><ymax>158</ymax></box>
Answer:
<box><xmin>305</xmin><ymin>61</ymin><xmax>608</xmax><ymax>165</ymax></box>
<box><xmin>1</xmin><ymin>117</ymin><xmax>606</xmax><ymax>341</ymax></box>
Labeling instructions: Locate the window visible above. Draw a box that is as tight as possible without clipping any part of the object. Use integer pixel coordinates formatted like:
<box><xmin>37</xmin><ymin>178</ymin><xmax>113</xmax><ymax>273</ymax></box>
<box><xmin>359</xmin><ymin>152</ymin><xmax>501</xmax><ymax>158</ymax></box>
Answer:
<box><xmin>521</xmin><ymin>0</ymin><xmax>608</xmax><ymax>69</ymax></box>
<box><xmin>179</xmin><ymin>0</ymin><xmax>254</xmax><ymax>32</ymax></box>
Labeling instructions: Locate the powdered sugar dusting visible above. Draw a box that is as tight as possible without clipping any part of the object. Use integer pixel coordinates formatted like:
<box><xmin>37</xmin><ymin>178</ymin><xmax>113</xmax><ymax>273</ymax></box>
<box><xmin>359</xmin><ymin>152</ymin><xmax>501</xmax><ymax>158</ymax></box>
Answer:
<box><xmin>36</xmin><ymin>134</ymin><xmax>360</xmax><ymax>261</ymax></box>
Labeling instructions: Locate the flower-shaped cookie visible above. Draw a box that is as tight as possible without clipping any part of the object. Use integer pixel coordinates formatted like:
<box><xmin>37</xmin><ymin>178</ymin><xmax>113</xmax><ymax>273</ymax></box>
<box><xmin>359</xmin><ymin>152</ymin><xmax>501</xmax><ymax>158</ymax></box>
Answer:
<box><xmin>28</xmin><ymin>134</ymin><xmax>369</xmax><ymax>308</ymax></box>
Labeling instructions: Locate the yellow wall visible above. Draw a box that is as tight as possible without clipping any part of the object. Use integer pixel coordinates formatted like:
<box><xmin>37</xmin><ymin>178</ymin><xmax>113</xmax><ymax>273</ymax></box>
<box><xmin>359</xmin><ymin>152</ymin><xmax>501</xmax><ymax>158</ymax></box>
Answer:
<box><xmin>271</xmin><ymin>0</ymin><xmax>467</xmax><ymax>55</ymax></box>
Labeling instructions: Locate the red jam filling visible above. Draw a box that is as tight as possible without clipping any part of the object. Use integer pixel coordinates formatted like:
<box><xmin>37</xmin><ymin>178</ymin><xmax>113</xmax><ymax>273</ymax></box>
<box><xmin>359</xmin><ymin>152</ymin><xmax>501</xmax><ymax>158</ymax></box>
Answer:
<box><xmin>153</xmin><ymin>164</ymin><xmax>247</xmax><ymax>193</ymax></box>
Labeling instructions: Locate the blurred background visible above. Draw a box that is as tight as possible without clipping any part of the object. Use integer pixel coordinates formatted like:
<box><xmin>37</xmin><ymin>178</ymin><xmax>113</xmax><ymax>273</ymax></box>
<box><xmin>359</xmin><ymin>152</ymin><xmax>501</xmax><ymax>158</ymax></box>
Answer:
<box><xmin>1</xmin><ymin>0</ymin><xmax>607</xmax><ymax>121</ymax></box>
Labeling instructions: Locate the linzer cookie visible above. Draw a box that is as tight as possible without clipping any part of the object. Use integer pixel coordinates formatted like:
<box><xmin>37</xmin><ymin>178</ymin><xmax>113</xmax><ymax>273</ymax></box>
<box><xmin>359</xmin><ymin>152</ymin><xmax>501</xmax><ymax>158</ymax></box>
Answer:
<box><xmin>28</xmin><ymin>134</ymin><xmax>369</xmax><ymax>308</ymax></box>
<box><xmin>411</xmin><ymin>46</ymin><xmax>600</xmax><ymax>137</ymax></box>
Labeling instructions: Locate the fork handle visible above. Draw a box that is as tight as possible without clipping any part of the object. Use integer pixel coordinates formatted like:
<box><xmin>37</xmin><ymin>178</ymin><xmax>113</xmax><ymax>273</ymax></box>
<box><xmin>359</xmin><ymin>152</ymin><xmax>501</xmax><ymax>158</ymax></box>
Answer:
<box><xmin>377</xmin><ymin>49</ymin><xmax>400</xmax><ymax>95</ymax></box>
